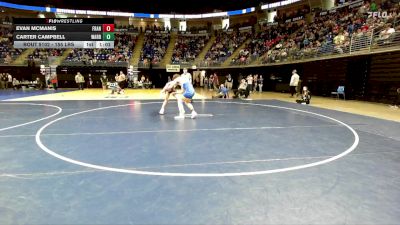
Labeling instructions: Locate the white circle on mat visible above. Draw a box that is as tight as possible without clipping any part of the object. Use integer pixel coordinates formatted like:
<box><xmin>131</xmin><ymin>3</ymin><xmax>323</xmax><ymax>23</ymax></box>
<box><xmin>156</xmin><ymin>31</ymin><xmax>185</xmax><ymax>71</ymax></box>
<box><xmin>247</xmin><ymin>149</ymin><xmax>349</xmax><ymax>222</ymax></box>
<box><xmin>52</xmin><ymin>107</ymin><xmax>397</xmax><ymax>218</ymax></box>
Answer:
<box><xmin>35</xmin><ymin>101</ymin><xmax>359</xmax><ymax>177</ymax></box>
<box><xmin>0</xmin><ymin>103</ymin><xmax>62</xmax><ymax>132</ymax></box>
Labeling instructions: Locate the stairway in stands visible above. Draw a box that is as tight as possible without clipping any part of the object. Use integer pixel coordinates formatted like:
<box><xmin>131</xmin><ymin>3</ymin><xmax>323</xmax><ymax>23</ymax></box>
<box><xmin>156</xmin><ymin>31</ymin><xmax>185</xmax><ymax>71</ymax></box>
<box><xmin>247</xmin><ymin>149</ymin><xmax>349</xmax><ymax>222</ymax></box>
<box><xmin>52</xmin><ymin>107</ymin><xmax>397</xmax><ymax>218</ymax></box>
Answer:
<box><xmin>129</xmin><ymin>32</ymin><xmax>145</xmax><ymax>66</ymax></box>
<box><xmin>160</xmin><ymin>31</ymin><xmax>178</xmax><ymax>67</ymax></box>
<box><xmin>251</xmin><ymin>26</ymin><xmax>304</xmax><ymax>66</ymax></box>
<box><xmin>252</xmin><ymin>45</ymin><xmax>270</xmax><ymax>66</ymax></box>
<box><xmin>11</xmin><ymin>49</ymin><xmax>34</xmax><ymax>65</ymax></box>
<box><xmin>53</xmin><ymin>49</ymin><xmax>72</xmax><ymax>65</ymax></box>
<box><xmin>221</xmin><ymin>38</ymin><xmax>251</xmax><ymax>67</ymax></box>
<box><xmin>193</xmin><ymin>34</ymin><xmax>216</xmax><ymax>67</ymax></box>
<box><xmin>11</xmin><ymin>48</ymin><xmax>72</xmax><ymax>66</ymax></box>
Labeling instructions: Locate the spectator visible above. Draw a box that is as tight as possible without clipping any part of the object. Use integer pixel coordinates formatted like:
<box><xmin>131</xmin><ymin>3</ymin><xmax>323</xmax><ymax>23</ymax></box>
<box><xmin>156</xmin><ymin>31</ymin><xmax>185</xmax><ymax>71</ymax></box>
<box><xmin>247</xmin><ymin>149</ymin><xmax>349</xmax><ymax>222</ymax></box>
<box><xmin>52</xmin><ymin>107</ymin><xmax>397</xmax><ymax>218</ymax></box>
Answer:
<box><xmin>87</xmin><ymin>74</ymin><xmax>94</xmax><ymax>88</ymax></box>
<box><xmin>253</xmin><ymin>74</ymin><xmax>258</xmax><ymax>92</ymax></box>
<box><xmin>7</xmin><ymin>73</ymin><xmax>12</xmax><ymax>89</ymax></box>
<box><xmin>4</xmin><ymin>54</ymin><xmax>12</xmax><ymax>64</ymax></box>
<box><xmin>390</xmin><ymin>88</ymin><xmax>400</xmax><ymax>109</ymax></box>
<box><xmin>379</xmin><ymin>24</ymin><xmax>395</xmax><ymax>43</ymax></box>
<box><xmin>258</xmin><ymin>75</ymin><xmax>264</xmax><ymax>92</ymax></box>
<box><xmin>370</xmin><ymin>0</ymin><xmax>378</xmax><ymax>12</ymax></box>
<box><xmin>246</xmin><ymin>74</ymin><xmax>253</xmax><ymax>93</ymax></box>
<box><xmin>144</xmin><ymin>77</ymin><xmax>152</xmax><ymax>89</ymax></box>
<box><xmin>213</xmin><ymin>72</ymin><xmax>219</xmax><ymax>90</ymax></box>
<box><xmin>0</xmin><ymin>73</ymin><xmax>7</xmax><ymax>89</ymax></box>
<box><xmin>225</xmin><ymin>74</ymin><xmax>233</xmax><ymax>90</ymax></box>
<box><xmin>35</xmin><ymin>77</ymin><xmax>44</xmax><ymax>90</ymax></box>
<box><xmin>12</xmin><ymin>77</ymin><xmax>20</xmax><ymax>90</ymax></box>
<box><xmin>289</xmin><ymin>69</ymin><xmax>300</xmax><ymax>97</ymax></box>
<box><xmin>75</xmin><ymin>72</ymin><xmax>85</xmax><ymax>90</ymax></box>
<box><xmin>200</xmin><ymin>70</ymin><xmax>206</xmax><ymax>87</ymax></box>
<box><xmin>203</xmin><ymin>76</ymin><xmax>208</xmax><ymax>89</ymax></box>
<box><xmin>100</xmin><ymin>73</ymin><xmax>108</xmax><ymax>90</ymax></box>
<box><xmin>334</xmin><ymin>31</ymin><xmax>347</xmax><ymax>53</ymax></box>
<box><xmin>50</xmin><ymin>72</ymin><xmax>58</xmax><ymax>90</ymax></box>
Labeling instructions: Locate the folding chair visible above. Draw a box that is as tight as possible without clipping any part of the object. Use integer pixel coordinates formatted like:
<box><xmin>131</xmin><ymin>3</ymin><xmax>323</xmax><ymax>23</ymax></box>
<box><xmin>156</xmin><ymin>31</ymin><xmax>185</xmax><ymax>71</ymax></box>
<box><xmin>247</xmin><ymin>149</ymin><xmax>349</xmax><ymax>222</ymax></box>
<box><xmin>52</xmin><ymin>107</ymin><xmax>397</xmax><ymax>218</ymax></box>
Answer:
<box><xmin>331</xmin><ymin>86</ymin><xmax>345</xmax><ymax>100</ymax></box>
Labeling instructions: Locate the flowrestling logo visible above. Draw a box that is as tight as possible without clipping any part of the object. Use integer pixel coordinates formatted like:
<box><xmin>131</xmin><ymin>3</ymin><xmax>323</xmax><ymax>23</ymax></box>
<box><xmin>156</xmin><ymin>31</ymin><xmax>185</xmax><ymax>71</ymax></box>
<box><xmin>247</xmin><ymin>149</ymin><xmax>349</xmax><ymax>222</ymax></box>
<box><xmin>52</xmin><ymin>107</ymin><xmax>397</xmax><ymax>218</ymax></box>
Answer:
<box><xmin>368</xmin><ymin>11</ymin><xmax>389</xmax><ymax>18</ymax></box>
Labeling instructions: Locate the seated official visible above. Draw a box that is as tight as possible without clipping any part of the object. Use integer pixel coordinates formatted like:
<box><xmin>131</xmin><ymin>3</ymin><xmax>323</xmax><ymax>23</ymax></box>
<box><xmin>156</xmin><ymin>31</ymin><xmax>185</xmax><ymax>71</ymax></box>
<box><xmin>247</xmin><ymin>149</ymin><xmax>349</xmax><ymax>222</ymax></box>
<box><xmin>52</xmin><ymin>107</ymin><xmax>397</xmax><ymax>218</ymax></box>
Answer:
<box><xmin>143</xmin><ymin>78</ymin><xmax>152</xmax><ymax>89</ymax></box>
<box><xmin>296</xmin><ymin>86</ymin><xmax>311</xmax><ymax>104</ymax></box>
<box><xmin>212</xmin><ymin>84</ymin><xmax>229</xmax><ymax>99</ymax></box>
<box><xmin>233</xmin><ymin>79</ymin><xmax>249</xmax><ymax>99</ymax></box>
<box><xmin>12</xmin><ymin>78</ymin><xmax>21</xmax><ymax>90</ymax></box>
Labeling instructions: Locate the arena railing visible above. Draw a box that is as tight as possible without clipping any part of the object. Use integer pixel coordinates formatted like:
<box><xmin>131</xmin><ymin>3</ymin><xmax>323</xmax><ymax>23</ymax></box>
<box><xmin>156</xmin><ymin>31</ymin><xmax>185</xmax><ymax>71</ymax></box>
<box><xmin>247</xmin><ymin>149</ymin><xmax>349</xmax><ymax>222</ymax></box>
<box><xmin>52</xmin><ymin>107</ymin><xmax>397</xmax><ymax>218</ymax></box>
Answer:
<box><xmin>193</xmin><ymin>30</ymin><xmax>400</xmax><ymax>68</ymax></box>
<box><xmin>370</xmin><ymin>30</ymin><xmax>400</xmax><ymax>53</ymax></box>
<box><xmin>137</xmin><ymin>61</ymin><xmax>162</xmax><ymax>69</ymax></box>
<box><xmin>392</xmin><ymin>17</ymin><xmax>400</xmax><ymax>30</ymax></box>
<box><xmin>197</xmin><ymin>59</ymin><xmax>224</xmax><ymax>67</ymax></box>
<box><xmin>169</xmin><ymin>61</ymin><xmax>195</xmax><ymax>67</ymax></box>
<box><xmin>259</xmin><ymin>31</ymin><xmax>398</xmax><ymax>65</ymax></box>
<box><xmin>60</xmin><ymin>60</ymin><xmax>129</xmax><ymax>67</ymax></box>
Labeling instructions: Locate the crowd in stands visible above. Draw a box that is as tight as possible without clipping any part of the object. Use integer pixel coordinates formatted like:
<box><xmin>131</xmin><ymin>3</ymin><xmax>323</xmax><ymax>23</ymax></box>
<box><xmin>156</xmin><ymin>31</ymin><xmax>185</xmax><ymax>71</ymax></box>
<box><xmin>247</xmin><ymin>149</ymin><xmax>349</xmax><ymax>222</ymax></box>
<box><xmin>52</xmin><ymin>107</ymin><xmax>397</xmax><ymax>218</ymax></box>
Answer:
<box><xmin>171</xmin><ymin>35</ymin><xmax>210</xmax><ymax>64</ymax></box>
<box><xmin>1</xmin><ymin>1</ymin><xmax>400</xmax><ymax>68</ymax></box>
<box><xmin>28</xmin><ymin>49</ymin><xmax>64</xmax><ymax>63</ymax></box>
<box><xmin>140</xmin><ymin>33</ymin><xmax>170</xmax><ymax>66</ymax></box>
<box><xmin>0</xmin><ymin>16</ymin><xmax>12</xmax><ymax>24</ymax></box>
<box><xmin>0</xmin><ymin>26</ymin><xmax>21</xmax><ymax>64</ymax></box>
<box><xmin>65</xmin><ymin>33</ymin><xmax>136</xmax><ymax>64</ymax></box>
<box><xmin>230</xmin><ymin>22</ymin><xmax>301</xmax><ymax>65</ymax></box>
<box><xmin>203</xmin><ymin>31</ymin><xmax>251</xmax><ymax>66</ymax></box>
<box><xmin>261</xmin><ymin>0</ymin><xmax>400</xmax><ymax>64</ymax></box>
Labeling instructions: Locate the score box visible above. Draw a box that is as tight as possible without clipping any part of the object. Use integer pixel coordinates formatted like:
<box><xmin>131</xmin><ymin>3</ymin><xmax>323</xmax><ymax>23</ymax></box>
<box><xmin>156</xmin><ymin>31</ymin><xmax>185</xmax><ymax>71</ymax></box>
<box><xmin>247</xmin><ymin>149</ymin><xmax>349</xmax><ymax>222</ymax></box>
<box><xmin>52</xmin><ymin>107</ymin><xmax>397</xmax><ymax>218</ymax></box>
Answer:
<box><xmin>102</xmin><ymin>24</ymin><xmax>114</xmax><ymax>32</ymax></box>
<box><xmin>102</xmin><ymin>32</ymin><xmax>115</xmax><ymax>41</ymax></box>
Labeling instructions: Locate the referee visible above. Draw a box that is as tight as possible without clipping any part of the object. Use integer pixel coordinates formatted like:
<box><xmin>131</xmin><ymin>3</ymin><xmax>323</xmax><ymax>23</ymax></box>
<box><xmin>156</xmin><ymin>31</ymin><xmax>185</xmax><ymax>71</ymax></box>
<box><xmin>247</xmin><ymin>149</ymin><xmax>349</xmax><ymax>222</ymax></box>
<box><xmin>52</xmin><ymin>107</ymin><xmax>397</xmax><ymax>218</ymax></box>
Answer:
<box><xmin>115</xmin><ymin>71</ymin><xmax>126</xmax><ymax>94</ymax></box>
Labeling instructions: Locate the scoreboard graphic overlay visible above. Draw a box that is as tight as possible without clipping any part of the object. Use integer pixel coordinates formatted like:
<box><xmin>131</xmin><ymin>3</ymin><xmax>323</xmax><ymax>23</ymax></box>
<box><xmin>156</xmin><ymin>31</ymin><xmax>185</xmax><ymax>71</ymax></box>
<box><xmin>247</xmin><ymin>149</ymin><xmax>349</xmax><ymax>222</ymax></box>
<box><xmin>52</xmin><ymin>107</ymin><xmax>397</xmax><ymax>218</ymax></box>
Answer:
<box><xmin>13</xmin><ymin>18</ymin><xmax>115</xmax><ymax>49</ymax></box>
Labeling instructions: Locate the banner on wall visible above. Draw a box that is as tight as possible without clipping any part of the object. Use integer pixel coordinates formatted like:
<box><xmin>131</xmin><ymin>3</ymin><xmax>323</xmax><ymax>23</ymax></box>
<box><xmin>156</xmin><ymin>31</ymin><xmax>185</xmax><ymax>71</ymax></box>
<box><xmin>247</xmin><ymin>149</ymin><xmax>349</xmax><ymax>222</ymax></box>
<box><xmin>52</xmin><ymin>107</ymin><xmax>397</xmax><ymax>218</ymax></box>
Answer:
<box><xmin>166</xmin><ymin>64</ymin><xmax>180</xmax><ymax>72</ymax></box>
<box><xmin>285</xmin><ymin>15</ymin><xmax>304</xmax><ymax>23</ymax></box>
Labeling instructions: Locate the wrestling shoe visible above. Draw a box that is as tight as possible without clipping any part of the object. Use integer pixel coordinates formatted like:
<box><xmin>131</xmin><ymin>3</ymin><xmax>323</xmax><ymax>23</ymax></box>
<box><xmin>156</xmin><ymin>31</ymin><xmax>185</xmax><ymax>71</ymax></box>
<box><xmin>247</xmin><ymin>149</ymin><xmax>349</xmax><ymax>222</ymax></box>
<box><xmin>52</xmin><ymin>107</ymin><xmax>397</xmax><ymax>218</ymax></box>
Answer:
<box><xmin>191</xmin><ymin>111</ymin><xmax>197</xmax><ymax>119</ymax></box>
